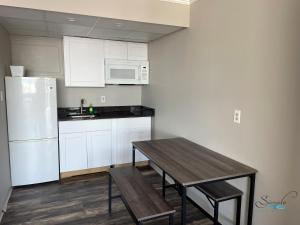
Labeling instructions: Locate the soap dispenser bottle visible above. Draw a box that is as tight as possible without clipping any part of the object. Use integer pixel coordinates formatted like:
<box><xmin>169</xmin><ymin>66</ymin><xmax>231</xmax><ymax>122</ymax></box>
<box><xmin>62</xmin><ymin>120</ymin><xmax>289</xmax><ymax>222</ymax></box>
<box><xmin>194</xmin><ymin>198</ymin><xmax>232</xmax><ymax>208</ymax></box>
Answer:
<box><xmin>88</xmin><ymin>104</ymin><xmax>94</xmax><ymax>115</ymax></box>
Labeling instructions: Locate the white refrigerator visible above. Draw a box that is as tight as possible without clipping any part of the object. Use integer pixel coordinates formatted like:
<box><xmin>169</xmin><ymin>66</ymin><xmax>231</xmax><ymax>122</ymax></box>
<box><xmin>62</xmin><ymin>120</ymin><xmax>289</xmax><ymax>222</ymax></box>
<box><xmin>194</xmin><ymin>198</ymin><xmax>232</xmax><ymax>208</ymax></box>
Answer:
<box><xmin>5</xmin><ymin>77</ymin><xmax>59</xmax><ymax>186</ymax></box>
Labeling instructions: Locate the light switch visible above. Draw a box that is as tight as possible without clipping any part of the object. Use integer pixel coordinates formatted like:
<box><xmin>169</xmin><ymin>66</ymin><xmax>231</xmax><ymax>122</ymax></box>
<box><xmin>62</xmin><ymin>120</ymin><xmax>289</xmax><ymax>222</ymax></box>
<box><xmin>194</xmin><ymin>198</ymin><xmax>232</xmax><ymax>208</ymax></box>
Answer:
<box><xmin>101</xmin><ymin>96</ymin><xmax>106</xmax><ymax>103</ymax></box>
<box><xmin>234</xmin><ymin>110</ymin><xmax>241</xmax><ymax>124</ymax></box>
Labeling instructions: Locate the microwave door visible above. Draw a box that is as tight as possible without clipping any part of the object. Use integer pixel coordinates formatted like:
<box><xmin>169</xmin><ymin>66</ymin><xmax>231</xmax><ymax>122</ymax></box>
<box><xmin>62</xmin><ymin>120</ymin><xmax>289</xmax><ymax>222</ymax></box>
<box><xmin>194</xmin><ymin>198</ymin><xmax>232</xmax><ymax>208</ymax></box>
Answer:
<box><xmin>106</xmin><ymin>64</ymin><xmax>139</xmax><ymax>84</ymax></box>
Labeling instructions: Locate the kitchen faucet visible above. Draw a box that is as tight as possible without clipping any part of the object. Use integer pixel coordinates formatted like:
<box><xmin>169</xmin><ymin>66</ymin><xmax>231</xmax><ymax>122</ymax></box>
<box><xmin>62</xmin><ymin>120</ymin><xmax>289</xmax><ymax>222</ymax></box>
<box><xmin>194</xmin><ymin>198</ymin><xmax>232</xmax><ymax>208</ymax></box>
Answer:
<box><xmin>80</xmin><ymin>98</ymin><xmax>85</xmax><ymax>114</ymax></box>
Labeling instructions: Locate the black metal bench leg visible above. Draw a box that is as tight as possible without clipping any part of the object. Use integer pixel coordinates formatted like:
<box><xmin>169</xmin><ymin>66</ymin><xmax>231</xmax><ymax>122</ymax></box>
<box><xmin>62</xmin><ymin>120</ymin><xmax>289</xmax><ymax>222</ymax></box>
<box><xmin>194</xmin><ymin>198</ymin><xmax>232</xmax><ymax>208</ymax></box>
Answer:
<box><xmin>162</xmin><ymin>171</ymin><xmax>166</xmax><ymax>198</ymax></box>
<box><xmin>169</xmin><ymin>214</ymin><xmax>174</xmax><ymax>225</ymax></box>
<box><xmin>236</xmin><ymin>196</ymin><xmax>242</xmax><ymax>225</ymax></box>
<box><xmin>247</xmin><ymin>174</ymin><xmax>256</xmax><ymax>225</ymax></box>
<box><xmin>181</xmin><ymin>186</ymin><xmax>187</xmax><ymax>225</ymax></box>
<box><xmin>132</xmin><ymin>146</ymin><xmax>136</xmax><ymax>167</ymax></box>
<box><xmin>108</xmin><ymin>174</ymin><xmax>112</xmax><ymax>214</ymax></box>
<box><xmin>214</xmin><ymin>201</ymin><xmax>219</xmax><ymax>225</ymax></box>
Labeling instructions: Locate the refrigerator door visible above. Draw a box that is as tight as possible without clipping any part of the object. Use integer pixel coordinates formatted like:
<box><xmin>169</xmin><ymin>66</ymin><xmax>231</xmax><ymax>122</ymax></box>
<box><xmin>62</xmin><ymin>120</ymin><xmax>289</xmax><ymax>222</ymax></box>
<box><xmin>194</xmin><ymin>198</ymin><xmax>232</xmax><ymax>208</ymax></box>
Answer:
<box><xmin>5</xmin><ymin>77</ymin><xmax>58</xmax><ymax>141</ymax></box>
<box><xmin>9</xmin><ymin>138</ymin><xmax>59</xmax><ymax>186</ymax></box>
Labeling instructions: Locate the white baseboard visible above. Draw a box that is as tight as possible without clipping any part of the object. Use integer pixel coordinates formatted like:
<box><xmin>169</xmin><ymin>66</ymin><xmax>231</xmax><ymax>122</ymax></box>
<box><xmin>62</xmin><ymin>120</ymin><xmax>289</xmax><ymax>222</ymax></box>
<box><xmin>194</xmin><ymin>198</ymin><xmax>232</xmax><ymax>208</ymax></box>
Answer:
<box><xmin>0</xmin><ymin>187</ymin><xmax>12</xmax><ymax>223</ymax></box>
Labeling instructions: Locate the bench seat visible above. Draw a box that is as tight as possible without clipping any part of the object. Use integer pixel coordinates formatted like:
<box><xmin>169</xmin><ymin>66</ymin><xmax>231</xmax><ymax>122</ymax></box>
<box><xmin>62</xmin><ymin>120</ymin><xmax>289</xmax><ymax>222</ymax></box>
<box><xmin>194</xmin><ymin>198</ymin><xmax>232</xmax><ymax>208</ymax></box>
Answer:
<box><xmin>109</xmin><ymin>167</ymin><xmax>175</xmax><ymax>224</ymax></box>
<box><xmin>195</xmin><ymin>181</ymin><xmax>243</xmax><ymax>225</ymax></box>
<box><xmin>196</xmin><ymin>180</ymin><xmax>243</xmax><ymax>202</ymax></box>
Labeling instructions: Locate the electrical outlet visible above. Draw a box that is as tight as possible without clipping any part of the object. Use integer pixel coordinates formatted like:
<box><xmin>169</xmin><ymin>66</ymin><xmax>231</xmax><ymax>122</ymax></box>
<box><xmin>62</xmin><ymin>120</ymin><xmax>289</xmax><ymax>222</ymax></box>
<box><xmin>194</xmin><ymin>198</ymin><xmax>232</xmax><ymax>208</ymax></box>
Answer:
<box><xmin>234</xmin><ymin>110</ymin><xmax>241</xmax><ymax>124</ymax></box>
<box><xmin>101</xmin><ymin>96</ymin><xmax>106</xmax><ymax>103</ymax></box>
<box><xmin>0</xmin><ymin>91</ymin><xmax>3</xmax><ymax>102</ymax></box>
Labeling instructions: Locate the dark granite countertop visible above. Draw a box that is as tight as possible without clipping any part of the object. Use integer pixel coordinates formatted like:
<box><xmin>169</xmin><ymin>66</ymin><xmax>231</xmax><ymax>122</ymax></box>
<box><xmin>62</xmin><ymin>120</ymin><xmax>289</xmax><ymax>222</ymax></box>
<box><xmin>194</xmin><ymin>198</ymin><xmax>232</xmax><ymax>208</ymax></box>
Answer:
<box><xmin>58</xmin><ymin>105</ymin><xmax>155</xmax><ymax>121</ymax></box>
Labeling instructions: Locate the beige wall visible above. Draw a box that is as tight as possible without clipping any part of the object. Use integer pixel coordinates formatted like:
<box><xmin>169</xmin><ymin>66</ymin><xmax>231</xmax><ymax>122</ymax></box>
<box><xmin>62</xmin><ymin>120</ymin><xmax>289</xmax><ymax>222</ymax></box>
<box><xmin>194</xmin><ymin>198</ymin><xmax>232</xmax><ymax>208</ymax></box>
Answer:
<box><xmin>0</xmin><ymin>0</ymin><xmax>189</xmax><ymax>27</ymax></box>
<box><xmin>0</xmin><ymin>25</ymin><xmax>11</xmax><ymax>220</ymax></box>
<box><xmin>289</xmin><ymin>128</ymin><xmax>300</xmax><ymax>224</ymax></box>
<box><xmin>143</xmin><ymin>0</ymin><xmax>300</xmax><ymax>224</ymax></box>
<box><xmin>10</xmin><ymin>35</ymin><xmax>142</xmax><ymax>108</ymax></box>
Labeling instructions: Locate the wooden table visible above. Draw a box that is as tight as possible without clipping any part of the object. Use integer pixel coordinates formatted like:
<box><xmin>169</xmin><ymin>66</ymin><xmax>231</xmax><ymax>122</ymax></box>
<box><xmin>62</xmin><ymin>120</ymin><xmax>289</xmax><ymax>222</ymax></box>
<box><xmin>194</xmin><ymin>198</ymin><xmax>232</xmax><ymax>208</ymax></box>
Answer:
<box><xmin>132</xmin><ymin>138</ymin><xmax>257</xmax><ymax>225</ymax></box>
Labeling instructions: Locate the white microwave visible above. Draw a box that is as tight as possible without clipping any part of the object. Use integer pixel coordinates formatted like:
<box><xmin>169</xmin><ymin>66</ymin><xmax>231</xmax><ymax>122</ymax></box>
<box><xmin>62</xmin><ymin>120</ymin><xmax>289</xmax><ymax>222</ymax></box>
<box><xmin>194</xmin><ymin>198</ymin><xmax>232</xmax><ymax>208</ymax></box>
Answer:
<box><xmin>105</xmin><ymin>59</ymin><xmax>149</xmax><ymax>85</ymax></box>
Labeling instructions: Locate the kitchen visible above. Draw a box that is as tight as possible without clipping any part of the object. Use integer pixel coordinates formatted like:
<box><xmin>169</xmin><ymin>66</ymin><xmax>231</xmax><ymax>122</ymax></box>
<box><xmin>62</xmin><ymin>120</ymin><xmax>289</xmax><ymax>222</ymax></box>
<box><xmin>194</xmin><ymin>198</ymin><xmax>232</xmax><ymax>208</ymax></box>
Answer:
<box><xmin>0</xmin><ymin>1</ymin><xmax>300</xmax><ymax>225</ymax></box>
<box><xmin>7</xmin><ymin>34</ymin><xmax>155</xmax><ymax>184</ymax></box>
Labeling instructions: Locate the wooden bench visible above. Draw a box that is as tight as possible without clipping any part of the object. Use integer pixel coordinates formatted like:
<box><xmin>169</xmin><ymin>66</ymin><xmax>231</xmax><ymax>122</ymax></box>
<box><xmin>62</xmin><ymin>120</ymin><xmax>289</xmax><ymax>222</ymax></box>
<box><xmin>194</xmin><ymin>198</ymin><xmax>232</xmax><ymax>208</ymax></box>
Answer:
<box><xmin>196</xmin><ymin>181</ymin><xmax>243</xmax><ymax>225</ymax></box>
<box><xmin>108</xmin><ymin>167</ymin><xmax>175</xmax><ymax>225</ymax></box>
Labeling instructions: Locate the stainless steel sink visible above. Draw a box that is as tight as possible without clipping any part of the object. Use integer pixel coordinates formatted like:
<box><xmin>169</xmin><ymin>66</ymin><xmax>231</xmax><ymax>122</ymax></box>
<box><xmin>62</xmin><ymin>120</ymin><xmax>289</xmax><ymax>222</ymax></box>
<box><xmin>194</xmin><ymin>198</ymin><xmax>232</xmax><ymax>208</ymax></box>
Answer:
<box><xmin>67</xmin><ymin>114</ymin><xmax>96</xmax><ymax>119</ymax></box>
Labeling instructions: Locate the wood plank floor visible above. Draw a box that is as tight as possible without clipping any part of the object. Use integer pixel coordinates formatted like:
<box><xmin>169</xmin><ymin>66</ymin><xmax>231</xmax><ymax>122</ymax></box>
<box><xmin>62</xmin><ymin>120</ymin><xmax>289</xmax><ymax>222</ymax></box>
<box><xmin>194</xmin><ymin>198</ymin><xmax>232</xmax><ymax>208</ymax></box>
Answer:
<box><xmin>1</xmin><ymin>167</ymin><xmax>212</xmax><ymax>225</ymax></box>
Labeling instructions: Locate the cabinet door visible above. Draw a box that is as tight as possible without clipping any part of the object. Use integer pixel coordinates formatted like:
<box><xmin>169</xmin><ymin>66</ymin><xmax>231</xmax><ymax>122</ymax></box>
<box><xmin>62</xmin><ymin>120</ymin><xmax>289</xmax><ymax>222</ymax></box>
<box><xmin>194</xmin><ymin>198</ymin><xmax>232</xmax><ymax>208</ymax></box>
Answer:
<box><xmin>59</xmin><ymin>133</ymin><xmax>87</xmax><ymax>172</ymax></box>
<box><xmin>127</xmin><ymin>42</ymin><xmax>148</xmax><ymax>60</ymax></box>
<box><xmin>129</xmin><ymin>128</ymin><xmax>151</xmax><ymax>162</ymax></box>
<box><xmin>64</xmin><ymin>36</ymin><xmax>105</xmax><ymax>87</ymax></box>
<box><xmin>86</xmin><ymin>130</ymin><xmax>112</xmax><ymax>168</ymax></box>
<box><xmin>115</xmin><ymin>128</ymin><xmax>132</xmax><ymax>165</ymax></box>
<box><xmin>114</xmin><ymin>118</ymin><xmax>151</xmax><ymax>165</ymax></box>
<box><xmin>104</xmin><ymin>40</ymin><xmax>127</xmax><ymax>60</ymax></box>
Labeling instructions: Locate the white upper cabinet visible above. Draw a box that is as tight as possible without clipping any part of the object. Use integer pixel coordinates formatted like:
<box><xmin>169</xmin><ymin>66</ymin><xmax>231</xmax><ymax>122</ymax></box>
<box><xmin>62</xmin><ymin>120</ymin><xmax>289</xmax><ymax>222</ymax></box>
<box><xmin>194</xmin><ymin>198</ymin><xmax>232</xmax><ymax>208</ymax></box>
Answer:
<box><xmin>63</xmin><ymin>36</ymin><xmax>148</xmax><ymax>87</ymax></box>
<box><xmin>127</xmin><ymin>42</ymin><xmax>148</xmax><ymax>61</ymax></box>
<box><xmin>104</xmin><ymin>40</ymin><xmax>148</xmax><ymax>61</ymax></box>
<box><xmin>104</xmin><ymin>40</ymin><xmax>127</xmax><ymax>60</ymax></box>
<box><xmin>63</xmin><ymin>36</ymin><xmax>105</xmax><ymax>87</ymax></box>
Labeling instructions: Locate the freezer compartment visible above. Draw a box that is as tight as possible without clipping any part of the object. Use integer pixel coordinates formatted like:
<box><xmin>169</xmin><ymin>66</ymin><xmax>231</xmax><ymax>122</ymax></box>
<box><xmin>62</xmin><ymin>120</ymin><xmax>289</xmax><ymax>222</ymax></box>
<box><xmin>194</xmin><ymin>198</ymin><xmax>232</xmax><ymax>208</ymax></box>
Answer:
<box><xmin>9</xmin><ymin>138</ymin><xmax>59</xmax><ymax>186</ymax></box>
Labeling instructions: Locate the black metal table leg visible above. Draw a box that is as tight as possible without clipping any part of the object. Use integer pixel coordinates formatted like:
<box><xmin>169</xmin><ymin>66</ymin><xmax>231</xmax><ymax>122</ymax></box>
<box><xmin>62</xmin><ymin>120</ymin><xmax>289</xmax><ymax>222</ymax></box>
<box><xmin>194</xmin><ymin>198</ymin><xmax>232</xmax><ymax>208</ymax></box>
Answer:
<box><xmin>247</xmin><ymin>174</ymin><xmax>256</xmax><ymax>225</ymax></box>
<box><xmin>132</xmin><ymin>146</ymin><xmax>136</xmax><ymax>167</ymax></box>
<box><xmin>162</xmin><ymin>171</ymin><xmax>166</xmax><ymax>198</ymax></box>
<box><xmin>236</xmin><ymin>196</ymin><xmax>242</xmax><ymax>225</ymax></box>
<box><xmin>214</xmin><ymin>201</ymin><xmax>219</xmax><ymax>225</ymax></box>
<box><xmin>181</xmin><ymin>186</ymin><xmax>187</xmax><ymax>225</ymax></box>
<box><xmin>169</xmin><ymin>214</ymin><xmax>174</xmax><ymax>225</ymax></box>
<box><xmin>108</xmin><ymin>174</ymin><xmax>112</xmax><ymax>214</ymax></box>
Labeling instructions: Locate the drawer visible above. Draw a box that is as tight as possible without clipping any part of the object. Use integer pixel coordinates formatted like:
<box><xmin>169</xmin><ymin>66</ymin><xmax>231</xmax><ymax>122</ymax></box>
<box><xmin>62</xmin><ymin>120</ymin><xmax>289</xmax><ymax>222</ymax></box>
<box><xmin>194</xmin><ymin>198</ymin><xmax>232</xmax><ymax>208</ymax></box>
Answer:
<box><xmin>114</xmin><ymin>117</ymin><xmax>151</xmax><ymax>129</ymax></box>
<box><xmin>59</xmin><ymin>119</ymin><xmax>112</xmax><ymax>134</ymax></box>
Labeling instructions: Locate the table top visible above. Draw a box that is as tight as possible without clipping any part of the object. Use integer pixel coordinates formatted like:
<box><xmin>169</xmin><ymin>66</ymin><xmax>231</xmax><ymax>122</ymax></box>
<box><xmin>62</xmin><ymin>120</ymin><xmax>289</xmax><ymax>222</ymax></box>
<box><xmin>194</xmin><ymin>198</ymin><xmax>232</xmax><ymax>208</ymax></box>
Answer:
<box><xmin>133</xmin><ymin>138</ymin><xmax>257</xmax><ymax>187</ymax></box>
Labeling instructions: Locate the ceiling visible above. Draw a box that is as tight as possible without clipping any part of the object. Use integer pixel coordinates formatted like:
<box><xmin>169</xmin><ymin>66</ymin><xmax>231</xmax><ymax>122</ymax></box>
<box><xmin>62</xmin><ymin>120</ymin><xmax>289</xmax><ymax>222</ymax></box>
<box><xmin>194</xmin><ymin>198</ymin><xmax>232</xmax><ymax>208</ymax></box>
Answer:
<box><xmin>161</xmin><ymin>0</ymin><xmax>190</xmax><ymax>4</ymax></box>
<box><xmin>0</xmin><ymin>6</ymin><xmax>183</xmax><ymax>43</ymax></box>
<box><xmin>161</xmin><ymin>0</ymin><xmax>198</xmax><ymax>5</ymax></box>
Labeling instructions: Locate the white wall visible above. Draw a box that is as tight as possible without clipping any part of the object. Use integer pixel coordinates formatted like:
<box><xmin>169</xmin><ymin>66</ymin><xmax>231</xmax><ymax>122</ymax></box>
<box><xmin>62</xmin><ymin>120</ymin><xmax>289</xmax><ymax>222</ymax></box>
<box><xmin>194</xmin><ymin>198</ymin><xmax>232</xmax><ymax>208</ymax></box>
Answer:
<box><xmin>10</xmin><ymin>35</ymin><xmax>142</xmax><ymax>107</ymax></box>
<box><xmin>0</xmin><ymin>24</ymin><xmax>12</xmax><ymax>221</ymax></box>
<box><xmin>143</xmin><ymin>0</ymin><xmax>300</xmax><ymax>224</ymax></box>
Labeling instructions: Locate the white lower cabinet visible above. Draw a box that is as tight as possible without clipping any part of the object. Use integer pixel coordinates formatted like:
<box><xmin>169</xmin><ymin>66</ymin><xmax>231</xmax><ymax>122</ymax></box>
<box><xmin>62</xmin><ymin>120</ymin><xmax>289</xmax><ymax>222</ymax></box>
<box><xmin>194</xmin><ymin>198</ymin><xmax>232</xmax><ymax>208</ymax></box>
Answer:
<box><xmin>114</xmin><ymin>117</ymin><xmax>151</xmax><ymax>165</ymax></box>
<box><xmin>59</xmin><ymin>133</ymin><xmax>87</xmax><ymax>172</ymax></box>
<box><xmin>59</xmin><ymin>117</ymin><xmax>151</xmax><ymax>173</ymax></box>
<box><xmin>86</xmin><ymin>130</ymin><xmax>112</xmax><ymax>168</ymax></box>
